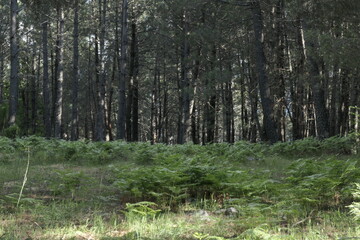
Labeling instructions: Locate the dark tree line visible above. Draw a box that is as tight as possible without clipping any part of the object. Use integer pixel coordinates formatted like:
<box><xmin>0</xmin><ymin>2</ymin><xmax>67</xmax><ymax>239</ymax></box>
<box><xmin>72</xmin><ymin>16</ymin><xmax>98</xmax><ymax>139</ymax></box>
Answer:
<box><xmin>0</xmin><ymin>0</ymin><xmax>360</xmax><ymax>143</ymax></box>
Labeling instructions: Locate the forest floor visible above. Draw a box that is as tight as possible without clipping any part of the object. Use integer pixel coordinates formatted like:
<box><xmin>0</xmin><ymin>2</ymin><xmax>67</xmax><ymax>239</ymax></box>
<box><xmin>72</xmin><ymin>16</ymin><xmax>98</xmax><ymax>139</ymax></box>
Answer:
<box><xmin>0</xmin><ymin>137</ymin><xmax>360</xmax><ymax>239</ymax></box>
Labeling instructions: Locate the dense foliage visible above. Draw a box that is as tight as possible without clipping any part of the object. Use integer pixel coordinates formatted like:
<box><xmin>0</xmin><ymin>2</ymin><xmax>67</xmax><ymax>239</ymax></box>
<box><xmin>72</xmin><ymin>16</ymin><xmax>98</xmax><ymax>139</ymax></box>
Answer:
<box><xmin>1</xmin><ymin>136</ymin><xmax>359</xmax><ymax>211</ymax></box>
<box><xmin>1</xmin><ymin>136</ymin><xmax>360</xmax><ymax>238</ymax></box>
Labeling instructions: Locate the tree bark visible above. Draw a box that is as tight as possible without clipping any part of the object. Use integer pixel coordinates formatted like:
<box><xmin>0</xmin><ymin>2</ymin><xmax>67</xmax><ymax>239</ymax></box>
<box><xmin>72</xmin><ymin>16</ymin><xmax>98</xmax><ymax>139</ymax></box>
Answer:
<box><xmin>177</xmin><ymin>10</ymin><xmax>191</xmax><ymax>144</ymax></box>
<box><xmin>117</xmin><ymin>0</ymin><xmax>128</xmax><ymax>140</ymax></box>
<box><xmin>126</xmin><ymin>20</ymin><xmax>139</xmax><ymax>142</ymax></box>
<box><xmin>31</xmin><ymin>45</ymin><xmax>38</xmax><ymax>134</ymax></box>
<box><xmin>291</xmin><ymin>17</ymin><xmax>306</xmax><ymax>140</ymax></box>
<box><xmin>71</xmin><ymin>0</ymin><xmax>80</xmax><ymax>141</ymax></box>
<box><xmin>191</xmin><ymin>46</ymin><xmax>201</xmax><ymax>144</ymax></box>
<box><xmin>95</xmin><ymin>0</ymin><xmax>107</xmax><ymax>141</ymax></box>
<box><xmin>131</xmin><ymin>22</ymin><xmax>139</xmax><ymax>142</ymax></box>
<box><xmin>0</xmin><ymin>44</ymin><xmax>4</xmax><ymax>104</ymax></box>
<box><xmin>275</xmin><ymin>0</ymin><xmax>286</xmax><ymax>141</ymax></box>
<box><xmin>305</xmin><ymin>32</ymin><xmax>330</xmax><ymax>139</ymax></box>
<box><xmin>204</xmin><ymin>46</ymin><xmax>217</xmax><ymax>144</ymax></box>
<box><xmin>9</xmin><ymin>0</ymin><xmax>19</xmax><ymax>126</ymax></box>
<box><xmin>250</xmin><ymin>0</ymin><xmax>279</xmax><ymax>143</ymax></box>
<box><xmin>42</xmin><ymin>21</ymin><xmax>51</xmax><ymax>138</ymax></box>
<box><xmin>54</xmin><ymin>6</ymin><xmax>64</xmax><ymax>139</ymax></box>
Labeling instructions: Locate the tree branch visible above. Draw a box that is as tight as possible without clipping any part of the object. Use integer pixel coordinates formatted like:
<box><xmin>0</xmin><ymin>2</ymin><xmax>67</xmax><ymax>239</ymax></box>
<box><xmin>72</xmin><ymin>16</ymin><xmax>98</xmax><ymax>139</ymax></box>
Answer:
<box><xmin>217</xmin><ymin>0</ymin><xmax>251</xmax><ymax>7</ymax></box>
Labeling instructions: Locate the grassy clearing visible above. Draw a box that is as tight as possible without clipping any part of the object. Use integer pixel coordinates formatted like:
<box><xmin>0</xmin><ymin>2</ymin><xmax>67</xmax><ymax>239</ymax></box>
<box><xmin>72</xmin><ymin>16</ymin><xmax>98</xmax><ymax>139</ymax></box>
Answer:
<box><xmin>0</xmin><ymin>136</ymin><xmax>360</xmax><ymax>239</ymax></box>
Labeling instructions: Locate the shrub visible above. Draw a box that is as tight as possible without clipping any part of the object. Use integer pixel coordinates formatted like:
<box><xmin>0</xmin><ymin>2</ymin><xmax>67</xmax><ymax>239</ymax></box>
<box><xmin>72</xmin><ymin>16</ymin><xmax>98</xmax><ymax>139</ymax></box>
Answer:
<box><xmin>348</xmin><ymin>183</ymin><xmax>360</xmax><ymax>221</ymax></box>
<box><xmin>285</xmin><ymin>158</ymin><xmax>360</xmax><ymax>210</ymax></box>
<box><xmin>3</xmin><ymin>124</ymin><xmax>20</xmax><ymax>139</ymax></box>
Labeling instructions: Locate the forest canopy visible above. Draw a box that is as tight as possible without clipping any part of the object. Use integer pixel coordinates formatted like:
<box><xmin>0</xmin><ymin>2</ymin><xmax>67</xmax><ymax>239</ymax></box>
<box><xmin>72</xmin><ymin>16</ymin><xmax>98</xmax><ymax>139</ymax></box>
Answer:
<box><xmin>0</xmin><ymin>0</ymin><xmax>360</xmax><ymax>143</ymax></box>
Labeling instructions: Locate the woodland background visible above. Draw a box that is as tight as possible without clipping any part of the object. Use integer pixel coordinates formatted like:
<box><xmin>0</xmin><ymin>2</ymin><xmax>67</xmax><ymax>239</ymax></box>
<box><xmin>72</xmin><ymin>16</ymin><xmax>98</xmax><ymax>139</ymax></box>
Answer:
<box><xmin>1</xmin><ymin>0</ymin><xmax>360</xmax><ymax>144</ymax></box>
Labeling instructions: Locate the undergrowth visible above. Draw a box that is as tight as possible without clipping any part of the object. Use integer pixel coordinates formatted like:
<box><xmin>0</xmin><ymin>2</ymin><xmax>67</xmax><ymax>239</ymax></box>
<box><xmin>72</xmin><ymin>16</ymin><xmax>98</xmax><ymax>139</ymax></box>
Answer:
<box><xmin>0</xmin><ymin>135</ymin><xmax>360</xmax><ymax>239</ymax></box>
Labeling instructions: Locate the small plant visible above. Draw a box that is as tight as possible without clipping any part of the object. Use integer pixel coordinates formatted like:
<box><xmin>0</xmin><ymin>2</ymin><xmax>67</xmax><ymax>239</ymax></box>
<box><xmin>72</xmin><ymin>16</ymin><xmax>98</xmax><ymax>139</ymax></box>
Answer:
<box><xmin>193</xmin><ymin>232</ymin><xmax>226</xmax><ymax>240</ymax></box>
<box><xmin>49</xmin><ymin>170</ymin><xmax>88</xmax><ymax>199</ymax></box>
<box><xmin>348</xmin><ymin>183</ymin><xmax>360</xmax><ymax>221</ymax></box>
<box><xmin>124</xmin><ymin>201</ymin><xmax>161</xmax><ymax>220</ymax></box>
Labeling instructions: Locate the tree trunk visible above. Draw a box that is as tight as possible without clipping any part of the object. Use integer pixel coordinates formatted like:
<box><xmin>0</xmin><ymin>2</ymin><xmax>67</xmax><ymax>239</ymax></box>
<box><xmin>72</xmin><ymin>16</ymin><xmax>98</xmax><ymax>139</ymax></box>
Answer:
<box><xmin>178</xmin><ymin>10</ymin><xmax>191</xmax><ymax>144</ymax></box>
<box><xmin>117</xmin><ymin>0</ymin><xmax>128</xmax><ymax>140</ymax></box>
<box><xmin>0</xmin><ymin>43</ymin><xmax>4</xmax><ymax>104</ymax></box>
<box><xmin>349</xmin><ymin>76</ymin><xmax>358</xmax><ymax>132</ymax></box>
<box><xmin>339</xmin><ymin>70</ymin><xmax>350</xmax><ymax>136</ymax></box>
<box><xmin>290</xmin><ymin>17</ymin><xmax>306</xmax><ymax>139</ymax></box>
<box><xmin>95</xmin><ymin>0</ymin><xmax>107</xmax><ymax>141</ymax></box>
<box><xmin>275</xmin><ymin>0</ymin><xmax>286</xmax><ymax>141</ymax></box>
<box><xmin>126</xmin><ymin>20</ymin><xmax>139</xmax><ymax>142</ymax></box>
<box><xmin>204</xmin><ymin>46</ymin><xmax>217</xmax><ymax>144</ymax></box>
<box><xmin>31</xmin><ymin>45</ymin><xmax>38</xmax><ymax>134</ymax></box>
<box><xmin>131</xmin><ymin>23</ymin><xmax>139</xmax><ymax>142</ymax></box>
<box><xmin>42</xmin><ymin>21</ymin><xmax>52</xmax><ymax>138</ymax></box>
<box><xmin>306</xmin><ymin>37</ymin><xmax>330</xmax><ymax>139</ymax></box>
<box><xmin>329</xmin><ymin>64</ymin><xmax>339</xmax><ymax>136</ymax></box>
<box><xmin>222</xmin><ymin>61</ymin><xmax>234</xmax><ymax>143</ymax></box>
<box><xmin>238</xmin><ymin>51</ymin><xmax>249</xmax><ymax>140</ymax></box>
<box><xmin>71</xmin><ymin>0</ymin><xmax>80</xmax><ymax>141</ymax></box>
<box><xmin>251</xmin><ymin>0</ymin><xmax>279</xmax><ymax>143</ymax></box>
<box><xmin>85</xmin><ymin>42</ymin><xmax>93</xmax><ymax>139</ymax></box>
<box><xmin>191</xmin><ymin>46</ymin><xmax>201</xmax><ymax>144</ymax></box>
<box><xmin>248</xmin><ymin>63</ymin><xmax>261</xmax><ymax>143</ymax></box>
<box><xmin>9</xmin><ymin>0</ymin><xmax>19</xmax><ymax>126</ymax></box>
<box><xmin>54</xmin><ymin>6</ymin><xmax>64</xmax><ymax>139</ymax></box>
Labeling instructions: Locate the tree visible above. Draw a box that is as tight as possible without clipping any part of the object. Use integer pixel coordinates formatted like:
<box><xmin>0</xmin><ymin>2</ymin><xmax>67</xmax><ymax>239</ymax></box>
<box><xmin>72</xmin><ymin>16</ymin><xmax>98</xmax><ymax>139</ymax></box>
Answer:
<box><xmin>71</xmin><ymin>0</ymin><xmax>80</xmax><ymax>141</ymax></box>
<box><xmin>117</xmin><ymin>0</ymin><xmax>128</xmax><ymax>140</ymax></box>
<box><xmin>250</xmin><ymin>0</ymin><xmax>279</xmax><ymax>143</ymax></box>
<box><xmin>95</xmin><ymin>0</ymin><xmax>107</xmax><ymax>141</ymax></box>
<box><xmin>9</xmin><ymin>0</ymin><xmax>19</xmax><ymax>126</ymax></box>
<box><xmin>54</xmin><ymin>4</ymin><xmax>64</xmax><ymax>138</ymax></box>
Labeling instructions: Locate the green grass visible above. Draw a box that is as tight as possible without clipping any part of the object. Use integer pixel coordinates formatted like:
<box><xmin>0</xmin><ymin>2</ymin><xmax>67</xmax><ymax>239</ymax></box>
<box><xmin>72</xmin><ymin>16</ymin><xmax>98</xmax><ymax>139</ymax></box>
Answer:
<box><xmin>0</xmin><ymin>136</ymin><xmax>360</xmax><ymax>239</ymax></box>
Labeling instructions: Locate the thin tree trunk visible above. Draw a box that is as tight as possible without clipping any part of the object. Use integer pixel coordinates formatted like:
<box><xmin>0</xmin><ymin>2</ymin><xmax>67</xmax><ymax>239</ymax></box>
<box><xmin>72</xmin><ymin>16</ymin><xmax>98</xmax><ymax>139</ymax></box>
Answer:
<box><xmin>339</xmin><ymin>70</ymin><xmax>350</xmax><ymax>136</ymax></box>
<box><xmin>150</xmin><ymin>66</ymin><xmax>158</xmax><ymax>145</ymax></box>
<box><xmin>238</xmin><ymin>51</ymin><xmax>249</xmax><ymax>140</ymax></box>
<box><xmin>329</xmin><ymin>64</ymin><xmax>339</xmax><ymax>136</ymax></box>
<box><xmin>95</xmin><ymin>0</ymin><xmax>107</xmax><ymax>141</ymax></box>
<box><xmin>191</xmin><ymin>46</ymin><xmax>201</xmax><ymax>144</ymax></box>
<box><xmin>42</xmin><ymin>21</ymin><xmax>51</xmax><ymax>138</ymax></box>
<box><xmin>291</xmin><ymin>17</ymin><xmax>306</xmax><ymax>139</ymax></box>
<box><xmin>22</xmin><ymin>88</ymin><xmax>29</xmax><ymax>134</ymax></box>
<box><xmin>248</xmin><ymin>63</ymin><xmax>260</xmax><ymax>143</ymax></box>
<box><xmin>9</xmin><ymin>0</ymin><xmax>19</xmax><ymax>126</ymax></box>
<box><xmin>162</xmin><ymin>65</ymin><xmax>169</xmax><ymax>144</ymax></box>
<box><xmin>31</xmin><ymin>45</ymin><xmax>38</xmax><ymax>134</ymax></box>
<box><xmin>107</xmin><ymin>54</ymin><xmax>116</xmax><ymax>141</ymax></box>
<box><xmin>85</xmin><ymin>42</ymin><xmax>93</xmax><ymax>139</ymax></box>
<box><xmin>222</xmin><ymin>59</ymin><xmax>233</xmax><ymax>143</ymax></box>
<box><xmin>275</xmin><ymin>0</ymin><xmax>286</xmax><ymax>141</ymax></box>
<box><xmin>71</xmin><ymin>0</ymin><xmax>80</xmax><ymax>141</ymax></box>
<box><xmin>117</xmin><ymin>0</ymin><xmax>128</xmax><ymax>140</ymax></box>
<box><xmin>131</xmin><ymin>23</ymin><xmax>139</xmax><ymax>142</ymax></box>
<box><xmin>349</xmin><ymin>76</ymin><xmax>358</xmax><ymax>132</ymax></box>
<box><xmin>126</xmin><ymin>20</ymin><xmax>137</xmax><ymax>141</ymax></box>
<box><xmin>54</xmin><ymin>6</ymin><xmax>64</xmax><ymax>139</ymax></box>
<box><xmin>51</xmin><ymin>26</ymin><xmax>56</xmax><ymax>136</ymax></box>
<box><xmin>251</xmin><ymin>0</ymin><xmax>279</xmax><ymax>143</ymax></box>
<box><xmin>0</xmin><ymin>44</ymin><xmax>4</xmax><ymax>104</ymax></box>
<box><xmin>204</xmin><ymin>46</ymin><xmax>217</xmax><ymax>144</ymax></box>
<box><xmin>178</xmin><ymin>10</ymin><xmax>191</xmax><ymax>144</ymax></box>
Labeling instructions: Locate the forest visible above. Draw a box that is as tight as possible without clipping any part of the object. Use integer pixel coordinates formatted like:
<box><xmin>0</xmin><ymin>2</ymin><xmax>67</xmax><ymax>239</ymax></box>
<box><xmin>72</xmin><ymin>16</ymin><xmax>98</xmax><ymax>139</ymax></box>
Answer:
<box><xmin>1</xmin><ymin>0</ymin><xmax>360</xmax><ymax>239</ymax></box>
<box><xmin>0</xmin><ymin>0</ymin><xmax>359</xmax><ymax>143</ymax></box>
